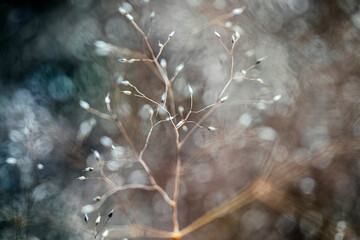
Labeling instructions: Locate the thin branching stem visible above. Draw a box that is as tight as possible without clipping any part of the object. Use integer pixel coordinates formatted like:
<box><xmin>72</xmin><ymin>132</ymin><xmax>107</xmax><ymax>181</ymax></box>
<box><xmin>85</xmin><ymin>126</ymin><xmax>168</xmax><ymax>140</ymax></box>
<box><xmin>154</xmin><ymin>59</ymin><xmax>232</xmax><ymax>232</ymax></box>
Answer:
<box><xmin>179</xmin><ymin>39</ymin><xmax>238</xmax><ymax>148</ymax></box>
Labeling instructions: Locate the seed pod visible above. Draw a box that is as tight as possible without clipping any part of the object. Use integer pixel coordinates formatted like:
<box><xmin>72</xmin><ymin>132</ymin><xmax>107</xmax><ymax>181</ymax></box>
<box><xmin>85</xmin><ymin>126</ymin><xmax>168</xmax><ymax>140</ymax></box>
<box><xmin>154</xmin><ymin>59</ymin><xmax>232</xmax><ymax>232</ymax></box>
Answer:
<box><xmin>256</xmin><ymin>56</ymin><xmax>268</xmax><ymax>65</ymax></box>
<box><xmin>126</xmin><ymin>13</ymin><xmax>133</xmax><ymax>21</ymax></box>
<box><xmin>160</xmin><ymin>59</ymin><xmax>167</xmax><ymax>68</ymax></box>
<box><xmin>256</xmin><ymin>78</ymin><xmax>264</xmax><ymax>83</ymax></box>
<box><xmin>232</xmin><ymin>7</ymin><xmax>244</xmax><ymax>15</ymax></box>
<box><xmin>79</xmin><ymin>100</ymin><xmax>90</xmax><ymax>110</ymax></box>
<box><xmin>188</xmin><ymin>84</ymin><xmax>193</xmax><ymax>95</ymax></box>
<box><xmin>105</xmin><ymin>93</ymin><xmax>110</xmax><ymax>104</ymax></box>
<box><xmin>93</xmin><ymin>150</ymin><xmax>100</xmax><ymax>161</ymax></box>
<box><xmin>176</xmin><ymin>119</ymin><xmax>185</xmax><ymax>128</ymax></box>
<box><xmin>93</xmin><ymin>196</ymin><xmax>102</xmax><ymax>201</ymax></box>
<box><xmin>149</xmin><ymin>11</ymin><xmax>155</xmax><ymax>19</ymax></box>
<box><xmin>119</xmin><ymin>80</ymin><xmax>130</xmax><ymax>86</ymax></box>
<box><xmin>102</xmin><ymin>230</ymin><xmax>109</xmax><ymax>238</ymax></box>
<box><xmin>207</xmin><ymin>126</ymin><xmax>217</xmax><ymax>131</ymax></box>
<box><xmin>273</xmin><ymin>94</ymin><xmax>282</xmax><ymax>102</ymax></box>
<box><xmin>84</xmin><ymin>214</ymin><xmax>89</xmax><ymax>223</ymax></box>
<box><xmin>175</xmin><ymin>63</ymin><xmax>184</xmax><ymax>73</ymax></box>
<box><xmin>108</xmin><ymin>209</ymin><xmax>114</xmax><ymax>218</ymax></box>
<box><xmin>161</xmin><ymin>92</ymin><xmax>167</xmax><ymax>102</ymax></box>
<box><xmin>168</xmin><ymin>31</ymin><xmax>175</xmax><ymax>38</ymax></box>
<box><xmin>95</xmin><ymin>215</ymin><xmax>101</xmax><ymax>225</ymax></box>
<box><xmin>220</xmin><ymin>96</ymin><xmax>228</xmax><ymax>103</ymax></box>
<box><xmin>231</xmin><ymin>34</ymin><xmax>236</xmax><ymax>43</ymax></box>
<box><xmin>178</xmin><ymin>106</ymin><xmax>184</xmax><ymax>117</ymax></box>
<box><xmin>118</xmin><ymin>7</ymin><xmax>127</xmax><ymax>15</ymax></box>
<box><xmin>78</xmin><ymin>176</ymin><xmax>86</xmax><ymax>181</ymax></box>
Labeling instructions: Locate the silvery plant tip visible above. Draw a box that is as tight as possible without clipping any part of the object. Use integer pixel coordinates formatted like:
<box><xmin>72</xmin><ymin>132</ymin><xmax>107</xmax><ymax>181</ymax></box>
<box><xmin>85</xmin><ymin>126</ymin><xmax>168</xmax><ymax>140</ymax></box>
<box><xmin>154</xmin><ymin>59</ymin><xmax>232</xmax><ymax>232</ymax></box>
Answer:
<box><xmin>79</xmin><ymin>100</ymin><xmax>90</xmax><ymax>110</ymax></box>
<box><xmin>126</xmin><ymin>13</ymin><xmax>133</xmax><ymax>21</ymax></box>
<box><xmin>168</xmin><ymin>31</ymin><xmax>175</xmax><ymax>38</ymax></box>
<box><xmin>232</xmin><ymin>7</ymin><xmax>245</xmax><ymax>15</ymax></box>
<box><xmin>220</xmin><ymin>96</ymin><xmax>228</xmax><ymax>103</ymax></box>
<box><xmin>118</xmin><ymin>7</ymin><xmax>127</xmax><ymax>15</ymax></box>
<box><xmin>273</xmin><ymin>94</ymin><xmax>282</xmax><ymax>101</ymax></box>
<box><xmin>149</xmin><ymin>11</ymin><xmax>155</xmax><ymax>19</ymax></box>
<box><xmin>175</xmin><ymin>63</ymin><xmax>184</xmax><ymax>73</ymax></box>
<box><xmin>207</xmin><ymin>126</ymin><xmax>217</xmax><ymax>131</ymax></box>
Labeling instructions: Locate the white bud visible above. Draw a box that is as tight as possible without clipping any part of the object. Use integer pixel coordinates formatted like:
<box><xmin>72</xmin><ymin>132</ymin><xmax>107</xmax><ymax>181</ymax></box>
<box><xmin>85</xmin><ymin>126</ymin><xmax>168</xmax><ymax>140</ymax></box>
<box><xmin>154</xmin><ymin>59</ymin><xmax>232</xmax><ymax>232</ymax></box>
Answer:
<box><xmin>78</xmin><ymin>176</ymin><xmax>86</xmax><ymax>181</ymax></box>
<box><xmin>118</xmin><ymin>7</ymin><xmax>127</xmax><ymax>15</ymax></box>
<box><xmin>160</xmin><ymin>58</ymin><xmax>167</xmax><ymax>68</ymax></box>
<box><xmin>176</xmin><ymin>119</ymin><xmax>185</xmax><ymax>128</ymax></box>
<box><xmin>123</xmin><ymin>91</ymin><xmax>132</xmax><ymax>96</ymax></box>
<box><xmin>214</xmin><ymin>31</ymin><xmax>221</xmax><ymax>38</ymax></box>
<box><xmin>126</xmin><ymin>13</ymin><xmax>133</xmax><ymax>21</ymax></box>
<box><xmin>84</xmin><ymin>167</ymin><xmax>94</xmax><ymax>172</ymax></box>
<box><xmin>232</xmin><ymin>7</ymin><xmax>244</xmax><ymax>15</ymax></box>
<box><xmin>105</xmin><ymin>93</ymin><xmax>110</xmax><ymax>104</ymax></box>
<box><xmin>108</xmin><ymin>209</ymin><xmax>114</xmax><ymax>218</ymax></box>
<box><xmin>37</xmin><ymin>163</ymin><xmax>44</xmax><ymax>170</ymax></box>
<box><xmin>84</xmin><ymin>214</ymin><xmax>89</xmax><ymax>223</ymax></box>
<box><xmin>149</xmin><ymin>11</ymin><xmax>155</xmax><ymax>19</ymax></box>
<box><xmin>231</xmin><ymin>34</ymin><xmax>236</xmax><ymax>43</ymax></box>
<box><xmin>256</xmin><ymin>78</ymin><xmax>264</xmax><ymax>84</ymax></box>
<box><xmin>175</xmin><ymin>63</ymin><xmax>184</xmax><ymax>73</ymax></box>
<box><xmin>182</xmin><ymin>125</ymin><xmax>188</xmax><ymax>132</ymax></box>
<box><xmin>6</xmin><ymin>157</ymin><xmax>17</xmax><ymax>165</ymax></box>
<box><xmin>95</xmin><ymin>215</ymin><xmax>101</xmax><ymax>225</ymax></box>
<box><xmin>148</xmin><ymin>107</ymin><xmax>154</xmax><ymax>116</ymax></box>
<box><xmin>273</xmin><ymin>94</ymin><xmax>282</xmax><ymax>101</ymax></box>
<box><xmin>93</xmin><ymin>196</ymin><xmax>102</xmax><ymax>201</ymax></box>
<box><xmin>207</xmin><ymin>126</ymin><xmax>217</xmax><ymax>131</ymax></box>
<box><xmin>168</xmin><ymin>31</ymin><xmax>175</xmax><ymax>38</ymax></box>
<box><xmin>79</xmin><ymin>100</ymin><xmax>90</xmax><ymax>110</ymax></box>
<box><xmin>178</xmin><ymin>106</ymin><xmax>184</xmax><ymax>115</ymax></box>
<box><xmin>235</xmin><ymin>31</ymin><xmax>240</xmax><ymax>39</ymax></box>
<box><xmin>111</xmin><ymin>145</ymin><xmax>116</xmax><ymax>150</ymax></box>
<box><xmin>94</xmin><ymin>41</ymin><xmax>111</xmax><ymax>56</ymax></box>
<box><xmin>128</xmin><ymin>59</ymin><xmax>136</xmax><ymax>63</ymax></box>
<box><xmin>118</xmin><ymin>58</ymin><xmax>127</xmax><ymax>63</ymax></box>
<box><xmin>220</xmin><ymin>96</ymin><xmax>228</xmax><ymax>103</ymax></box>
<box><xmin>166</xmin><ymin>116</ymin><xmax>175</xmax><ymax>121</ymax></box>
<box><xmin>256</xmin><ymin>56</ymin><xmax>268</xmax><ymax>64</ymax></box>
<box><xmin>118</xmin><ymin>80</ymin><xmax>130</xmax><ymax>86</ymax></box>
<box><xmin>93</xmin><ymin>150</ymin><xmax>100</xmax><ymax>161</ymax></box>
<box><xmin>241</xmin><ymin>69</ymin><xmax>246</xmax><ymax>75</ymax></box>
<box><xmin>161</xmin><ymin>92</ymin><xmax>167</xmax><ymax>102</ymax></box>
<box><xmin>158</xmin><ymin>41</ymin><xmax>164</xmax><ymax>48</ymax></box>
<box><xmin>102</xmin><ymin>229</ymin><xmax>109</xmax><ymax>238</ymax></box>
<box><xmin>188</xmin><ymin>84</ymin><xmax>193</xmax><ymax>95</ymax></box>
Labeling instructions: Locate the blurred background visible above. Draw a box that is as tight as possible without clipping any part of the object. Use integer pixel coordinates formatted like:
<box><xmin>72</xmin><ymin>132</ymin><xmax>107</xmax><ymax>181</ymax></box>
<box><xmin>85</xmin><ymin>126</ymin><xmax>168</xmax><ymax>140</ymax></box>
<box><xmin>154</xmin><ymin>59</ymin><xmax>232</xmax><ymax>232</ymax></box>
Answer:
<box><xmin>1</xmin><ymin>0</ymin><xmax>360</xmax><ymax>239</ymax></box>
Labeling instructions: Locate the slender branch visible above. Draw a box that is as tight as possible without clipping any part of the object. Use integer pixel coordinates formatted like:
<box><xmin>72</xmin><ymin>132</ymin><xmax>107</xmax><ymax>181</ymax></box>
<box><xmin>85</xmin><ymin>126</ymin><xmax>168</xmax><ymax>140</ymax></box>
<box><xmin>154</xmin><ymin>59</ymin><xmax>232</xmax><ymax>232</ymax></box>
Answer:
<box><xmin>172</xmin><ymin>155</ymin><xmax>181</xmax><ymax>233</ymax></box>
<box><xmin>179</xmin><ymin>38</ymin><xmax>238</xmax><ymax>148</ymax></box>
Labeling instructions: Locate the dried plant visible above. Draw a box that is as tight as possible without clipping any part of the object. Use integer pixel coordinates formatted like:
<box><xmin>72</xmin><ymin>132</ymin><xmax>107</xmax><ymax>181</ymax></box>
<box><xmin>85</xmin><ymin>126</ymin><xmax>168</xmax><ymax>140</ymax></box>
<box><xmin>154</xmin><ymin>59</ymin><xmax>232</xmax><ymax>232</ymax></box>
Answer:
<box><xmin>75</xmin><ymin>6</ymin><xmax>343</xmax><ymax>240</ymax></box>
